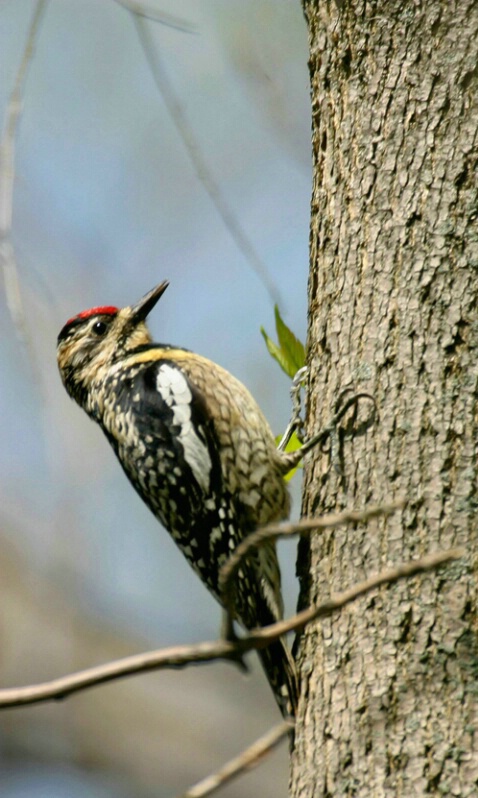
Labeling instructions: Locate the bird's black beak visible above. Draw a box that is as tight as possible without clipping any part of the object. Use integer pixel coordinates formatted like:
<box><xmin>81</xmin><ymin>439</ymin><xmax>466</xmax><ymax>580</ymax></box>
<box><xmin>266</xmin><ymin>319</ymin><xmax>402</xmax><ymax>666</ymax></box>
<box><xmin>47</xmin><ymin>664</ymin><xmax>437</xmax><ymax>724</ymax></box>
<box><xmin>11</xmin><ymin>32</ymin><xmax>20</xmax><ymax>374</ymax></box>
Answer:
<box><xmin>129</xmin><ymin>281</ymin><xmax>169</xmax><ymax>325</ymax></box>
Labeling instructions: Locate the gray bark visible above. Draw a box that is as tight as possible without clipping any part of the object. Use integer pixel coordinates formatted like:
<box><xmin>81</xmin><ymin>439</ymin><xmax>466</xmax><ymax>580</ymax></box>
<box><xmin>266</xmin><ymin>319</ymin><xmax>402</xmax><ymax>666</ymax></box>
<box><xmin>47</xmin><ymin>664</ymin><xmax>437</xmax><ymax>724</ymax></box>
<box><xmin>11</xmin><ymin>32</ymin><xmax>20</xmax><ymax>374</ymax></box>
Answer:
<box><xmin>291</xmin><ymin>2</ymin><xmax>478</xmax><ymax>796</ymax></box>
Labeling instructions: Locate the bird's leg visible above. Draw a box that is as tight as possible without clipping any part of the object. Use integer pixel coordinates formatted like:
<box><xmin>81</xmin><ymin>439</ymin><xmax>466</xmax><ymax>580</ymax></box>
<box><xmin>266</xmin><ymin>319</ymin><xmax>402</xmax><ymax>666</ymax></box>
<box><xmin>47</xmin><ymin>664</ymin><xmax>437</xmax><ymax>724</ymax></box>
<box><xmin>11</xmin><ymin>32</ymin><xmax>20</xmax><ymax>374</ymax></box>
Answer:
<box><xmin>323</xmin><ymin>388</ymin><xmax>357</xmax><ymax>474</ymax></box>
<box><xmin>277</xmin><ymin>366</ymin><xmax>308</xmax><ymax>451</ymax></box>
<box><xmin>299</xmin><ymin>389</ymin><xmax>376</xmax><ymax>471</ymax></box>
<box><xmin>221</xmin><ymin>608</ymin><xmax>237</xmax><ymax>641</ymax></box>
<box><xmin>220</xmin><ymin>610</ymin><xmax>249</xmax><ymax>673</ymax></box>
<box><xmin>279</xmin><ymin>389</ymin><xmax>376</xmax><ymax>477</ymax></box>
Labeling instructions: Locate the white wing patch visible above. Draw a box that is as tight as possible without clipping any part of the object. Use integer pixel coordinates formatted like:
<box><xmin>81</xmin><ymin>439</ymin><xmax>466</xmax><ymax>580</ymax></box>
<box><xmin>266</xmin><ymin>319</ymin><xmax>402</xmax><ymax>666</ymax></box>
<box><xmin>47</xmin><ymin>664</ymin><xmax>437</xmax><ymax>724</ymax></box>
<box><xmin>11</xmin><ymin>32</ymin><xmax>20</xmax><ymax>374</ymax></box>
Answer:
<box><xmin>156</xmin><ymin>364</ymin><xmax>212</xmax><ymax>493</ymax></box>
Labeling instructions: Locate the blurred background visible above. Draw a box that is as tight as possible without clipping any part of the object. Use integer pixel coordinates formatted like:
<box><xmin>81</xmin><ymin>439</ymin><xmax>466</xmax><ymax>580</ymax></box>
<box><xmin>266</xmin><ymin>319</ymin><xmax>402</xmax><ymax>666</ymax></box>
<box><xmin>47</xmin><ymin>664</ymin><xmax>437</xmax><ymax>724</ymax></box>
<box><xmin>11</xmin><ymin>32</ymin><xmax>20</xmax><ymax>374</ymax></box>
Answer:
<box><xmin>0</xmin><ymin>1</ymin><xmax>311</xmax><ymax>795</ymax></box>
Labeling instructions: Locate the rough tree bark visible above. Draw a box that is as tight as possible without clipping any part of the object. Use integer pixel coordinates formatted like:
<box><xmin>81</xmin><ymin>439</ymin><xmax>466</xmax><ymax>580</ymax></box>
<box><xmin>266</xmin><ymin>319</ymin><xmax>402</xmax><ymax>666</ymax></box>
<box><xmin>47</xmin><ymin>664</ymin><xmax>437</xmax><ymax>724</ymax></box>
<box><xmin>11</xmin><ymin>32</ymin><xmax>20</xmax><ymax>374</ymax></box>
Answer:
<box><xmin>291</xmin><ymin>2</ymin><xmax>478</xmax><ymax>796</ymax></box>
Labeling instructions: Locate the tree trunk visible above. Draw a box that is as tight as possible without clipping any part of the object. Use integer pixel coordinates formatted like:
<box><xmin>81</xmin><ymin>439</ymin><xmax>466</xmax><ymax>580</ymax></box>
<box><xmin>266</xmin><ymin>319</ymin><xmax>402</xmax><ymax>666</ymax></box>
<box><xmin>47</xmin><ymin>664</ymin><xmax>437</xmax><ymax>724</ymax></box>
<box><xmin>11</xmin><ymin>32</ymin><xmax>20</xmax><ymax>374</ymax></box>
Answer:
<box><xmin>291</xmin><ymin>2</ymin><xmax>478</xmax><ymax>796</ymax></box>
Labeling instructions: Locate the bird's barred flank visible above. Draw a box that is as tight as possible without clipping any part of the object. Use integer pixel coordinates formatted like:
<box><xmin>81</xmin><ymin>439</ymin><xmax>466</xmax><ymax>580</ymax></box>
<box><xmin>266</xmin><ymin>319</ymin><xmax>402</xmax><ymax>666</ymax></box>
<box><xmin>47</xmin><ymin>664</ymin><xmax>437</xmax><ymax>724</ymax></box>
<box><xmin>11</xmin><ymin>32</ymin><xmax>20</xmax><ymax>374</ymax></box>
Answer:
<box><xmin>57</xmin><ymin>281</ymin><xmax>305</xmax><ymax>718</ymax></box>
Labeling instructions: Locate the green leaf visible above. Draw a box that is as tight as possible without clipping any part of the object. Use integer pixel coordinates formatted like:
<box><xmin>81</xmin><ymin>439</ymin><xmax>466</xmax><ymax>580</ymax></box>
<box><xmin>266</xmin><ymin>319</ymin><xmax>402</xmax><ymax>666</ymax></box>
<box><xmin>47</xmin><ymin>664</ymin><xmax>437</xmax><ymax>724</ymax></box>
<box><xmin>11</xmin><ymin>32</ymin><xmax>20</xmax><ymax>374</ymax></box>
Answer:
<box><xmin>274</xmin><ymin>305</ymin><xmax>306</xmax><ymax>375</ymax></box>
<box><xmin>260</xmin><ymin>326</ymin><xmax>297</xmax><ymax>378</ymax></box>
<box><xmin>261</xmin><ymin>308</ymin><xmax>306</xmax><ymax>379</ymax></box>
<box><xmin>275</xmin><ymin>430</ymin><xmax>303</xmax><ymax>481</ymax></box>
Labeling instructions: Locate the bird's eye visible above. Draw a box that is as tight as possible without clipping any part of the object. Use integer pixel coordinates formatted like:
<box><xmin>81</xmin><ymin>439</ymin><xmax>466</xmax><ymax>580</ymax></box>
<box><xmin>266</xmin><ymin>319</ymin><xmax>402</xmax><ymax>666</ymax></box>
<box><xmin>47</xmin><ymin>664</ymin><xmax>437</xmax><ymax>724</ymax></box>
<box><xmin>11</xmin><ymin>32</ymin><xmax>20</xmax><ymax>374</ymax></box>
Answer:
<box><xmin>92</xmin><ymin>320</ymin><xmax>108</xmax><ymax>336</ymax></box>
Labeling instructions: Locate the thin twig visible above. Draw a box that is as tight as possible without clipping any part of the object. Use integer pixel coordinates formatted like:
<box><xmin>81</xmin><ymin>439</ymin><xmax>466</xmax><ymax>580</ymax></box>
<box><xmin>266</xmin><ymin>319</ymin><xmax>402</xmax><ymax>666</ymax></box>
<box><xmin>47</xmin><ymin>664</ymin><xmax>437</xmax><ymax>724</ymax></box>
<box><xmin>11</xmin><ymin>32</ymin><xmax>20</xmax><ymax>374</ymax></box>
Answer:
<box><xmin>220</xmin><ymin>502</ymin><xmax>403</xmax><ymax>620</ymax></box>
<box><xmin>245</xmin><ymin>547</ymin><xmax>463</xmax><ymax>645</ymax></box>
<box><xmin>0</xmin><ymin>1</ymin><xmax>48</xmax><ymax>362</ymax></box>
<box><xmin>0</xmin><ymin>546</ymin><xmax>462</xmax><ymax>710</ymax></box>
<box><xmin>0</xmin><ymin>638</ymin><xmax>236</xmax><ymax>709</ymax></box>
<box><xmin>178</xmin><ymin>720</ymin><xmax>292</xmax><ymax>798</ymax></box>
<box><xmin>112</xmin><ymin>0</ymin><xmax>197</xmax><ymax>32</ymax></box>
<box><xmin>130</xmin><ymin>12</ymin><xmax>282</xmax><ymax>306</ymax></box>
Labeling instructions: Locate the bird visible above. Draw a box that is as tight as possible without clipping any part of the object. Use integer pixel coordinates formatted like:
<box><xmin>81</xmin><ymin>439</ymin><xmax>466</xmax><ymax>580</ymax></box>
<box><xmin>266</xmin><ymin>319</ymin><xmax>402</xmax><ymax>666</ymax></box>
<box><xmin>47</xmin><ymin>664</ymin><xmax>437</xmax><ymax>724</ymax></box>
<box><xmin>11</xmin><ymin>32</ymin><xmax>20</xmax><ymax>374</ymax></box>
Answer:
<box><xmin>57</xmin><ymin>280</ymin><xmax>310</xmax><ymax>717</ymax></box>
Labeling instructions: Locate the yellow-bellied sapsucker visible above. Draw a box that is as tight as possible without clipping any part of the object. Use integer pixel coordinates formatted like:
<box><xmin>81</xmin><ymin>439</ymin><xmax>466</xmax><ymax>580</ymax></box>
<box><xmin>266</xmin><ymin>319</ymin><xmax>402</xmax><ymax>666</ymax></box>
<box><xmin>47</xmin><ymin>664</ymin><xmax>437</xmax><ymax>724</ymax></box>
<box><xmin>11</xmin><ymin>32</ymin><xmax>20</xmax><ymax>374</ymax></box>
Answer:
<box><xmin>57</xmin><ymin>282</ymin><xmax>312</xmax><ymax>717</ymax></box>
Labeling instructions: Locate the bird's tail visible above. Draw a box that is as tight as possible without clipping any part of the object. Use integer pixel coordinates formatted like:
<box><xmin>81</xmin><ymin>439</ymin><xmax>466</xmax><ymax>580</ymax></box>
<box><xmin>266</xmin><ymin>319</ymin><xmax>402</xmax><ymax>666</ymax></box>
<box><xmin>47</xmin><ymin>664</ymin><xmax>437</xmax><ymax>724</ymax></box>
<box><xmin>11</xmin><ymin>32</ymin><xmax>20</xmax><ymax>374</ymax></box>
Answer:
<box><xmin>234</xmin><ymin>561</ymin><xmax>298</xmax><ymax>718</ymax></box>
<box><xmin>258</xmin><ymin>636</ymin><xmax>298</xmax><ymax>719</ymax></box>
<box><xmin>230</xmin><ymin>536</ymin><xmax>298</xmax><ymax>718</ymax></box>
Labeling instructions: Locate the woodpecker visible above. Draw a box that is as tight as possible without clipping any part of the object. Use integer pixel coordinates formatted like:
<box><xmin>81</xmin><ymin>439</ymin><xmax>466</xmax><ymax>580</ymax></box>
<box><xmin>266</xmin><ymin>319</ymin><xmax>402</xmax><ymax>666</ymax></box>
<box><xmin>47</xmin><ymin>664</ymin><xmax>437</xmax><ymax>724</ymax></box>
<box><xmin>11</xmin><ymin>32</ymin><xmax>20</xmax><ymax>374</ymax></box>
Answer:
<box><xmin>57</xmin><ymin>281</ymin><xmax>314</xmax><ymax>717</ymax></box>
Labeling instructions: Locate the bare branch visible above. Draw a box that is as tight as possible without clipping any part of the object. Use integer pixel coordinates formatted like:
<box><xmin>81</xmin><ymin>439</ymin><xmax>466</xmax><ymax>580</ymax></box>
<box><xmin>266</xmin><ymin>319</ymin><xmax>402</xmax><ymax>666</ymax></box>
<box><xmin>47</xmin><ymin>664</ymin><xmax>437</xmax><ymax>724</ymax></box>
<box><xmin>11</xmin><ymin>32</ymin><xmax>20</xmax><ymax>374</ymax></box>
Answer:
<box><xmin>0</xmin><ymin>0</ymin><xmax>48</xmax><ymax>359</ymax></box>
<box><xmin>0</xmin><ymin>545</ymin><xmax>462</xmax><ymax>710</ymax></box>
<box><xmin>178</xmin><ymin>720</ymin><xmax>292</xmax><ymax>798</ymax></box>
<box><xmin>220</xmin><ymin>502</ymin><xmax>404</xmax><ymax>620</ymax></box>
<box><xmin>130</xmin><ymin>11</ymin><xmax>282</xmax><ymax>306</ymax></box>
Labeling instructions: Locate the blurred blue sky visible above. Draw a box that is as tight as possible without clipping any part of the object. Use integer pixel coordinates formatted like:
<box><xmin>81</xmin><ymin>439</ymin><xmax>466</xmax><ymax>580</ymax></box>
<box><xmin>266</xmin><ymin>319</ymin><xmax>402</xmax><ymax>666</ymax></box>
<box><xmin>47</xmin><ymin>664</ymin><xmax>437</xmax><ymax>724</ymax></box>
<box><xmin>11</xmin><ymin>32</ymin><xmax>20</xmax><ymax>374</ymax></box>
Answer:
<box><xmin>0</xmin><ymin>1</ymin><xmax>311</xmax><ymax>795</ymax></box>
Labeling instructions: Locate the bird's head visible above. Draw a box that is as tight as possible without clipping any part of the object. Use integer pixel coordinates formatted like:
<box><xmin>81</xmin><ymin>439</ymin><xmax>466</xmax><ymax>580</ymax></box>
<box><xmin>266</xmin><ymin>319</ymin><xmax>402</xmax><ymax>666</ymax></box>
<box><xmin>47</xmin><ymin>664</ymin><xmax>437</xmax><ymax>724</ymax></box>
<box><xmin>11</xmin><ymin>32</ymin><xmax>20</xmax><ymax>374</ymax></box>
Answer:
<box><xmin>57</xmin><ymin>281</ymin><xmax>169</xmax><ymax>405</ymax></box>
